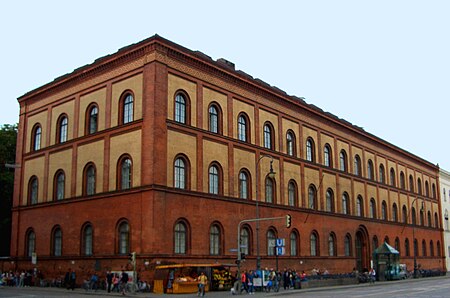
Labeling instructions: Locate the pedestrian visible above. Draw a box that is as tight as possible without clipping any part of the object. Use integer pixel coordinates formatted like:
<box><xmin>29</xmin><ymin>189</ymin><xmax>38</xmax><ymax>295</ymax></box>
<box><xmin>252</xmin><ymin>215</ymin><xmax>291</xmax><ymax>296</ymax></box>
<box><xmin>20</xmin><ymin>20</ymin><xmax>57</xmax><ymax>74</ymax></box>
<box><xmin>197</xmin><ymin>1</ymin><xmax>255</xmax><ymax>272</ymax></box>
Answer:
<box><xmin>283</xmin><ymin>268</ymin><xmax>290</xmax><ymax>290</ymax></box>
<box><xmin>120</xmin><ymin>270</ymin><xmax>129</xmax><ymax>295</ymax></box>
<box><xmin>197</xmin><ymin>272</ymin><xmax>208</xmax><ymax>297</ymax></box>
<box><xmin>106</xmin><ymin>271</ymin><xmax>114</xmax><ymax>293</ymax></box>
<box><xmin>89</xmin><ymin>272</ymin><xmax>98</xmax><ymax>291</ymax></box>
<box><xmin>69</xmin><ymin>269</ymin><xmax>76</xmax><ymax>290</ymax></box>
<box><xmin>369</xmin><ymin>268</ymin><xmax>376</xmax><ymax>284</ymax></box>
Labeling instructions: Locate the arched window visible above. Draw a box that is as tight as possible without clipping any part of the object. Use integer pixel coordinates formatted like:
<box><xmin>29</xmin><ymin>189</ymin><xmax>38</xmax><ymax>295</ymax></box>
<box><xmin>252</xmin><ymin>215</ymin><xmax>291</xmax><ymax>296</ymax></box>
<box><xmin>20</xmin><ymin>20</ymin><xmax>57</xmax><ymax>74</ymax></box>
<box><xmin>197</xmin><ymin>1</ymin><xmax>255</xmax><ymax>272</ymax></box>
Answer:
<box><xmin>356</xmin><ymin>195</ymin><xmax>363</xmax><ymax>217</ymax></box>
<box><xmin>367</xmin><ymin>160</ymin><xmax>374</xmax><ymax>180</ymax></box>
<box><xmin>328</xmin><ymin>233</ymin><xmax>336</xmax><ymax>256</ymax></box>
<box><xmin>306</xmin><ymin>138</ymin><xmax>315</xmax><ymax>162</ymax></box>
<box><xmin>175</xmin><ymin>93</ymin><xmax>187</xmax><ymax>124</ymax></box>
<box><xmin>435</xmin><ymin>212</ymin><xmax>439</xmax><ymax>228</ymax></box>
<box><xmin>445</xmin><ymin>210</ymin><xmax>449</xmax><ymax>231</ymax></box>
<box><xmin>240</xmin><ymin>227</ymin><xmax>250</xmax><ymax>255</ymax></box>
<box><xmin>422</xmin><ymin>240</ymin><xmax>427</xmax><ymax>256</ymax></box>
<box><xmin>31</xmin><ymin>124</ymin><xmax>42</xmax><ymax>151</ymax></box>
<box><xmin>344</xmin><ymin>234</ymin><xmax>352</xmax><ymax>256</ymax></box>
<box><xmin>208</xmin><ymin>104</ymin><xmax>221</xmax><ymax>134</ymax></box>
<box><xmin>339</xmin><ymin>150</ymin><xmax>347</xmax><ymax>172</ymax></box>
<box><xmin>290</xmin><ymin>231</ymin><xmax>298</xmax><ymax>256</ymax></box>
<box><xmin>354</xmin><ymin>155</ymin><xmax>362</xmax><ymax>176</ymax></box>
<box><xmin>121</xmin><ymin>93</ymin><xmax>134</xmax><ymax>124</ymax></box>
<box><xmin>118</xmin><ymin>156</ymin><xmax>132</xmax><ymax>190</ymax></box>
<box><xmin>342</xmin><ymin>192</ymin><xmax>349</xmax><ymax>215</ymax></box>
<box><xmin>370</xmin><ymin>198</ymin><xmax>376</xmax><ymax>219</ymax></box>
<box><xmin>427</xmin><ymin>211</ymin><xmax>432</xmax><ymax>227</ymax></box>
<box><xmin>239</xmin><ymin>170</ymin><xmax>250</xmax><ymax>199</ymax></box>
<box><xmin>118</xmin><ymin>221</ymin><xmax>129</xmax><ymax>254</ymax></box>
<box><xmin>395</xmin><ymin>237</ymin><xmax>400</xmax><ymax>254</ymax></box>
<box><xmin>174</xmin><ymin>221</ymin><xmax>187</xmax><ymax>254</ymax></box>
<box><xmin>52</xmin><ymin>227</ymin><xmax>62</xmax><ymax>256</ymax></box>
<box><xmin>381</xmin><ymin>201</ymin><xmax>387</xmax><ymax>220</ymax></box>
<box><xmin>390</xmin><ymin>168</ymin><xmax>396</xmax><ymax>186</ymax></box>
<box><xmin>405</xmin><ymin>238</ymin><xmax>410</xmax><ymax>257</ymax></box>
<box><xmin>432</xmin><ymin>184</ymin><xmax>437</xmax><ymax>199</ymax></box>
<box><xmin>174</xmin><ymin>157</ymin><xmax>188</xmax><ymax>189</ymax></box>
<box><xmin>288</xmin><ymin>180</ymin><xmax>297</xmax><ymax>207</ymax></box>
<box><xmin>323</xmin><ymin>144</ymin><xmax>332</xmax><ymax>167</ymax></box>
<box><xmin>411</xmin><ymin>207</ymin><xmax>417</xmax><ymax>225</ymax></box>
<box><xmin>267</xmin><ymin>229</ymin><xmax>276</xmax><ymax>256</ymax></box>
<box><xmin>400</xmin><ymin>172</ymin><xmax>406</xmax><ymax>189</ymax></box>
<box><xmin>54</xmin><ymin>170</ymin><xmax>65</xmax><ymax>200</ymax></box>
<box><xmin>87</xmin><ymin>104</ymin><xmax>98</xmax><ymax>134</ymax></box>
<box><xmin>265</xmin><ymin>176</ymin><xmax>275</xmax><ymax>203</ymax></box>
<box><xmin>372</xmin><ymin>236</ymin><xmax>379</xmax><ymax>251</ymax></box>
<box><xmin>437</xmin><ymin>241</ymin><xmax>441</xmax><ymax>257</ymax></box>
<box><xmin>384</xmin><ymin>236</ymin><xmax>390</xmax><ymax>245</ymax></box>
<box><xmin>326</xmin><ymin>189</ymin><xmax>334</xmax><ymax>212</ymax></box>
<box><xmin>310</xmin><ymin>231</ymin><xmax>319</xmax><ymax>256</ymax></box>
<box><xmin>82</xmin><ymin>224</ymin><xmax>93</xmax><ymax>256</ymax></box>
<box><xmin>237</xmin><ymin>113</ymin><xmax>249</xmax><ymax>142</ymax></box>
<box><xmin>83</xmin><ymin>163</ymin><xmax>96</xmax><ymax>196</ymax></box>
<box><xmin>419</xmin><ymin>209</ymin><xmax>424</xmax><ymax>226</ymax></box>
<box><xmin>402</xmin><ymin>205</ymin><xmax>408</xmax><ymax>223</ymax></box>
<box><xmin>392</xmin><ymin>203</ymin><xmax>398</xmax><ymax>222</ymax></box>
<box><xmin>308</xmin><ymin>185</ymin><xmax>317</xmax><ymax>210</ymax></box>
<box><xmin>28</xmin><ymin>176</ymin><xmax>38</xmax><ymax>205</ymax></box>
<box><xmin>425</xmin><ymin>181</ymin><xmax>430</xmax><ymax>197</ymax></box>
<box><xmin>417</xmin><ymin>178</ymin><xmax>422</xmax><ymax>195</ymax></box>
<box><xmin>430</xmin><ymin>240</ymin><xmax>434</xmax><ymax>257</ymax></box>
<box><xmin>57</xmin><ymin>115</ymin><xmax>68</xmax><ymax>143</ymax></box>
<box><xmin>26</xmin><ymin>230</ymin><xmax>36</xmax><ymax>257</ymax></box>
<box><xmin>379</xmin><ymin>164</ymin><xmax>385</xmax><ymax>184</ymax></box>
<box><xmin>209</xmin><ymin>224</ymin><xmax>221</xmax><ymax>255</ymax></box>
<box><xmin>409</xmin><ymin>175</ymin><xmax>414</xmax><ymax>192</ymax></box>
<box><xmin>208</xmin><ymin>164</ymin><xmax>221</xmax><ymax>195</ymax></box>
<box><xmin>263</xmin><ymin>123</ymin><xmax>274</xmax><ymax>150</ymax></box>
<box><xmin>286</xmin><ymin>131</ymin><xmax>296</xmax><ymax>156</ymax></box>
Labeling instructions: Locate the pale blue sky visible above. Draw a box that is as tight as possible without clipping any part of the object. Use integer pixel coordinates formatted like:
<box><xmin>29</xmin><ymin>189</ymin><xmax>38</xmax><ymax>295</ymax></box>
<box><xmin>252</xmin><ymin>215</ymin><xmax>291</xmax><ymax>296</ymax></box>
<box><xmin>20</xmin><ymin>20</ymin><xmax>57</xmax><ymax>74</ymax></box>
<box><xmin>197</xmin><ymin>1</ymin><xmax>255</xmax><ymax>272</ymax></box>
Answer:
<box><xmin>1</xmin><ymin>1</ymin><xmax>449</xmax><ymax>170</ymax></box>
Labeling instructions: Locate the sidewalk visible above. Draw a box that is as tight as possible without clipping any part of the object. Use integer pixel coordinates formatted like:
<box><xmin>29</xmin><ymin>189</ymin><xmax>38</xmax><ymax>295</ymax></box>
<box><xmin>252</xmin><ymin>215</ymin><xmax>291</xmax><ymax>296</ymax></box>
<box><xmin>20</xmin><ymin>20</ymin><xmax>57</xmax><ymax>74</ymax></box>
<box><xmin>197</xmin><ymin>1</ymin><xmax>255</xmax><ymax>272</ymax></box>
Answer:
<box><xmin>2</xmin><ymin>275</ymin><xmax>449</xmax><ymax>298</ymax></box>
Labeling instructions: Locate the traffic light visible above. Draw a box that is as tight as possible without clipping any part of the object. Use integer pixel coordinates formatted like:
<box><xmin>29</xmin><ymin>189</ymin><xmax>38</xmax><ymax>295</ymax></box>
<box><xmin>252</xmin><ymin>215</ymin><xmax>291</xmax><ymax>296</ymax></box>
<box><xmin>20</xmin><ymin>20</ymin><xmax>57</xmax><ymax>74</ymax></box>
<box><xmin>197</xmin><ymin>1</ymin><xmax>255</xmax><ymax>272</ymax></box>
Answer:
<box><xmin>286</xmin><ymin>214</ymin><xmax>292</xmax><ymax>228</ymax></box>
<box><xmin>128</xmin><ymin>252</ymin><xmax>136</xmax><ymax>263</ymax></box>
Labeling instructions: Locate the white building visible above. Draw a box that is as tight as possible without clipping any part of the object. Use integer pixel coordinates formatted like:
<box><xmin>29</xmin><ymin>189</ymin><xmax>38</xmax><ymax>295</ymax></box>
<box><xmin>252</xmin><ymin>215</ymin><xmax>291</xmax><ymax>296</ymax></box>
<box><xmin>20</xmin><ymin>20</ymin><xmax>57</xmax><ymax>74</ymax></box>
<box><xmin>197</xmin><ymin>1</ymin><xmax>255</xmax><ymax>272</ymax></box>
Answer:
<box><xmin>440</xmin><ymin>168</ymin><xmax>450</xmax><ymax>272</ymax></box>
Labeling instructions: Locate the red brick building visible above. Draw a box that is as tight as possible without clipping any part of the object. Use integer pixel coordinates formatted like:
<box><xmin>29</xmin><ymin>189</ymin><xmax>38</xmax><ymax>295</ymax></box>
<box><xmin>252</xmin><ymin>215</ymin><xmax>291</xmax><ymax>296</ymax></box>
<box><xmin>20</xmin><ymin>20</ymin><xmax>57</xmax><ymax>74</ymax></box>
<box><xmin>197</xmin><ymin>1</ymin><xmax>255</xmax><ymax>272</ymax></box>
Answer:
<box><xmin>9</xmin><ymin>35</ymin><xmax>445</xmax><ymax>282</ymax></box>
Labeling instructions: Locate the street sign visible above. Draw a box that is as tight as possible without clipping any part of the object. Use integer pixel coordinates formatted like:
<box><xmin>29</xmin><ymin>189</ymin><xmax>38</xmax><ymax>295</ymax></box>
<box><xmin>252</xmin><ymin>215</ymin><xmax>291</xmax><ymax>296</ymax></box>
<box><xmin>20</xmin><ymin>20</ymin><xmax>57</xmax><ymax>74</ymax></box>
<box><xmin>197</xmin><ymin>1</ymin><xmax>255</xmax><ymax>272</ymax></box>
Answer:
<box><xmin>276</xmin><ymin>238</ymin><xmax>285</xmax><ymax>247</ymax></box>
<box><xmin>276</xmin><ymin>247</ymin><xmax>285</xmax><ymax>256</ymax></box>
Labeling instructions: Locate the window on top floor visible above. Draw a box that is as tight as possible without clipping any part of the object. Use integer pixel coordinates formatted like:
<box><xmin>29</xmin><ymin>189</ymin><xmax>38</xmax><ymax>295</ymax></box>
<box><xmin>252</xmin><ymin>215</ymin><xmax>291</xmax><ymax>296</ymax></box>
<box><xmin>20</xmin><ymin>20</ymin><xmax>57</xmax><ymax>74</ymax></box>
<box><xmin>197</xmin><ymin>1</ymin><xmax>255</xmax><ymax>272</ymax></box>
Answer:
<box><xmin>86</xmin><ymin>104</ymin><xmax>98</xmax><ymax>134</ymax></box>
<box><xmin>237</xmin><ymin>113</ymin><xmax>250</xmax><ymax>142</ymax></box>
<box><xmin>400</xmin><ymin>172</ymin><xmax>406</xmax><ymax>189</ymax></box>
<box><xmin>379</xmin><ymin>164</ymin><xmax>385</xmax><ymax>184</ymax></box>
<box><xmin>286</xmin><ymin>131</ymin><xmax>296</xmax><ymax>156</ymax></box>
<box><xmin>417</xmin><ymin>178</ymin><xmax>422</xmax><ymax>195</ymax></box>
<box><xmin>339</xmin><ymin>150</ymin><xmax>347</xmax><ymax>172</ymax></box>
<box><xmin>306</xmin><ymin>138</ymin><xmax>315</xmax><ymax>162</ymax></box>
<box><xmin>324</xmin><ymin>144</ymin><xmax>332</xmax><ymax>167</ymax></box>
<box><xmin>57</xmin><ymin>115</ymin><xmax>68</xmax><ymax>144</ymax></box>
<box><xmin>31</xmin><ymin>124</ymin><xmax>42</xmax><ymax>151</ymax></box>
<box><xmin>263</xmin><ymin>123</ymin><xmax>274</xmax><ymax>150</ymax></box>
<box><xmin>121</xmin><ymin>93</ymin><xmax>134</xmax><ymax>124</ymax></box>
<box><xmin>390</xmin><ymin>168</ymin><xmax>396</xmax><ymax>187</ymax></box>
<box><xmin>175</xmin><ymin>93</ymin><xmax>187</xmax><ymax>124</ymax></box>
<box><xmin>367</xmin><ymin>160</ymin><xmax>374</xmax><ymax>180</ymax></box>
<box><xmin>208</xmin><ymin>103</ymin><xmax>222</xmax><ymax>134</ymax></box>
<box><xmin>354</xmin><ymin>155</ymin><xmax>362</xmax><ymax>176</ymax></box>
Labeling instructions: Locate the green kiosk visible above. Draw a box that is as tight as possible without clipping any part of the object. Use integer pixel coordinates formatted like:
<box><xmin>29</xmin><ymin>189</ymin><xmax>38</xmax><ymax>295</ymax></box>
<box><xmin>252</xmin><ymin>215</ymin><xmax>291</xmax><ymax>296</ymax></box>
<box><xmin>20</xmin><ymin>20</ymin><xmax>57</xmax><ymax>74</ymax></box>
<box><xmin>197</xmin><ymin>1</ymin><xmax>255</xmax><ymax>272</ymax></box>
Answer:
<box><xmin>373</xmin><ymin>242</ymin><xmax>401</xmax><ymax>281</ymax></box>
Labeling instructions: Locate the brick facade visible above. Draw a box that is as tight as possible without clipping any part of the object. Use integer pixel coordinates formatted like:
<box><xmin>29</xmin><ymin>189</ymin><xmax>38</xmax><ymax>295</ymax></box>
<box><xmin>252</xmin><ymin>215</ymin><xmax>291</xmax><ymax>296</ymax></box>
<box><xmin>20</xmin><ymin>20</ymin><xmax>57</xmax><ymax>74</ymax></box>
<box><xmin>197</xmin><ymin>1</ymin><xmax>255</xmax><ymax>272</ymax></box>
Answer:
<box><xmin>9</xmin><ymin>35</ymin><xmax>445</xmax><ymax>284</ymax></box>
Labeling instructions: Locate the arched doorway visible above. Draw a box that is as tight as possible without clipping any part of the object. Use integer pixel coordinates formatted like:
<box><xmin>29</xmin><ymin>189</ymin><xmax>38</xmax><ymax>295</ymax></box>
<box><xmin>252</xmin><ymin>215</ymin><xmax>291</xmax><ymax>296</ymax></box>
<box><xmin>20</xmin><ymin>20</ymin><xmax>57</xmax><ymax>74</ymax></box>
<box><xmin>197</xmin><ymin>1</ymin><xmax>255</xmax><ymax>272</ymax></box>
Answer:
<box><xmin>355</xmin><ymin>226</ymin><xmax>369</xmax><ymax>271</ymax></box>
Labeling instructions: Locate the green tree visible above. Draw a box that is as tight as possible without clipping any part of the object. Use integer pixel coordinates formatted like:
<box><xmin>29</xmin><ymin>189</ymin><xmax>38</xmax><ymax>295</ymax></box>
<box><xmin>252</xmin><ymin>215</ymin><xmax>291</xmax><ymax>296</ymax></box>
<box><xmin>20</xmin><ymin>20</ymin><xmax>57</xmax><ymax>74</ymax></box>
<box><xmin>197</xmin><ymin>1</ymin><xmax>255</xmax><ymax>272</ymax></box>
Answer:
<box><xmin>0</xmin><ymin>124</ymin><xmax>17</xmax><ymax>256</ymax></box>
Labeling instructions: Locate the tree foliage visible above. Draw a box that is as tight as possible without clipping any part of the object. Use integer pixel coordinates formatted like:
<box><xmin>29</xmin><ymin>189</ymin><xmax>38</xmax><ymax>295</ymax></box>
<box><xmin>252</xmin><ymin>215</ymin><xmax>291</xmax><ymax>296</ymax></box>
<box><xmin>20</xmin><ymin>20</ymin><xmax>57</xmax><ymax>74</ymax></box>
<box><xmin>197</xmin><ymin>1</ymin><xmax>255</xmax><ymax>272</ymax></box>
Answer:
<box><xmin>0</xmin><ymin>123</ymin><xmax>18</xmax><ymax>256</ymax></box>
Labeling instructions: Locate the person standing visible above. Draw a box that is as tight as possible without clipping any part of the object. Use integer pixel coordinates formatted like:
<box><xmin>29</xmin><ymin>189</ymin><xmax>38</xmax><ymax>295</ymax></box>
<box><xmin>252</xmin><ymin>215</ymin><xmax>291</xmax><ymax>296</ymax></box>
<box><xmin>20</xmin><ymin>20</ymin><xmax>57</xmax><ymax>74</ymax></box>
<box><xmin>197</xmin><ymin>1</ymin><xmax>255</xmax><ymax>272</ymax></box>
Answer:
<box><xmin>369</xmin><ymin>268</ymin><xmax>376</xmax><ymax>284</ymax></box>
<box><xmin>283</xmin><ymin>268</ymin><xmax>290</xmax><ymax>290</ymax></box>
<box><xmin>106</xmin><ymin>271</ymin><xmax>113</xmax><ymax>293</ymax></box>
<box><xmin>197</xmin><ymin>272</ymin><xmax>208</xmax><ymax>297</ymax></box>
<box><xmin>120</xmin><ymin>270</ymin><xmax>129</xmax><ymax>295</ymax></box>
<box><xmin>69</xmin><ymin>269</ymin><xmax>76</xmax><ymax>290</ymax></box>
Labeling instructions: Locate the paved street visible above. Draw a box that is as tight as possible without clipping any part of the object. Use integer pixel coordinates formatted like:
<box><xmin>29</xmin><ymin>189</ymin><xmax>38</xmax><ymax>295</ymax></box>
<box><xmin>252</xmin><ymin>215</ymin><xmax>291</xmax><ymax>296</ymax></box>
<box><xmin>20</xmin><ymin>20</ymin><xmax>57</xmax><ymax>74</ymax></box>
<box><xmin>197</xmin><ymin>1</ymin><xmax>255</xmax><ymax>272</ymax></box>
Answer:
<box><xmin>0</xmin><ymin>276</ymin><xmax>449</xmax><ymax>298</ymax></box>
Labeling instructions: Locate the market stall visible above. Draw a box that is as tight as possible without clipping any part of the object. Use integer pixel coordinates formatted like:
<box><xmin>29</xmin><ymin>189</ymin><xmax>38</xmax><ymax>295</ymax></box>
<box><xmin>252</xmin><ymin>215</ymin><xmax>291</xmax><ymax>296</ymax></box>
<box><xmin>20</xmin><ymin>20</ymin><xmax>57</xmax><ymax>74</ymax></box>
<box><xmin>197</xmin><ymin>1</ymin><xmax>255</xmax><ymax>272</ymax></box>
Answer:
<box><xmin>153</xmin><ymin>263</ymin><xmax>234</xmax><ymax>294</ymax></box>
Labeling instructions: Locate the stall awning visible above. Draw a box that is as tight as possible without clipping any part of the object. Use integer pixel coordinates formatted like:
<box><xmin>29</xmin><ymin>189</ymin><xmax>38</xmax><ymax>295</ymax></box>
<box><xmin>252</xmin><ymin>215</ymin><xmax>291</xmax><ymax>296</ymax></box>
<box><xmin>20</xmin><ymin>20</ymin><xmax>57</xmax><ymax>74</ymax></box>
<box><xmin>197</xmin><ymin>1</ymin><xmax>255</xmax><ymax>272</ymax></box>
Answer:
<box><xmin>373</xmin><ymin>242</ymin><xmax>399</xmax><ymax>255</ymax></box>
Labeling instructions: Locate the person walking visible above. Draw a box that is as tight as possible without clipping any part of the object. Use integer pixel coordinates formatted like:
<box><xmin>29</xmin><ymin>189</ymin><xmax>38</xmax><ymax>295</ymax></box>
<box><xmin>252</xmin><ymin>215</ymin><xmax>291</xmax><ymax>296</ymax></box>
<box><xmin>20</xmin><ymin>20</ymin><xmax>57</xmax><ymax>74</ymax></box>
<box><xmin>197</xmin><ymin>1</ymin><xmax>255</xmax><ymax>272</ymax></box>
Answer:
<box><xmin>106</xmin><ymin>271</ymin><xmax>114</xmax><ymax>293</ymax></box>
<box><xmin>197</xmin><ymin>272</ymin><xmax>208</xmax><ymax>297</ymax></box>
<box><xmin>69</xmin><ymin>269</ymin><xmax>76</xmax><ymax>290</ymax></box>
<box><xmin>369</xmin><ymin>268</ymin><xmax>376</xmax><ymax>284</ymax></box>
<box><xmin>120</xmin><ymin>270</ymin><xmax>129</xmax><ymax>295</ymax></box>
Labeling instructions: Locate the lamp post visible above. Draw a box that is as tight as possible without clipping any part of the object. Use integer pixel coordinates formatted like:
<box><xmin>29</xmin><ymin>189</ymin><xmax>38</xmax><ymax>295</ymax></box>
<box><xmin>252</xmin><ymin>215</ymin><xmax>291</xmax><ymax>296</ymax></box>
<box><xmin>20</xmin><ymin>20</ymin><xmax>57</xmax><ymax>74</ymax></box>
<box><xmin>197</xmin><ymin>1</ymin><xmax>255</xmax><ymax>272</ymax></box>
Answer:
<box><xmin>255</xmin><ymin>154</ymin><xmax>276</xmax><ymax>272</ymax></box>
